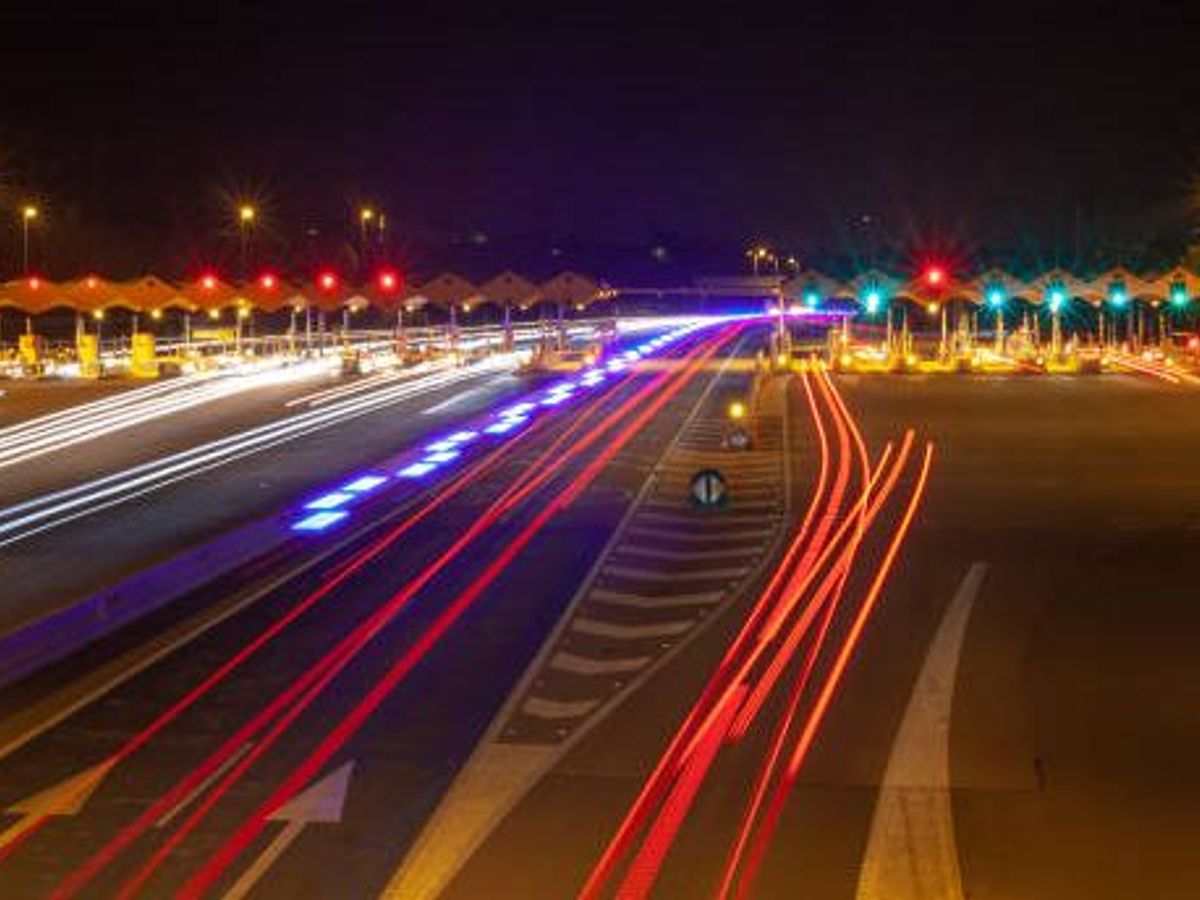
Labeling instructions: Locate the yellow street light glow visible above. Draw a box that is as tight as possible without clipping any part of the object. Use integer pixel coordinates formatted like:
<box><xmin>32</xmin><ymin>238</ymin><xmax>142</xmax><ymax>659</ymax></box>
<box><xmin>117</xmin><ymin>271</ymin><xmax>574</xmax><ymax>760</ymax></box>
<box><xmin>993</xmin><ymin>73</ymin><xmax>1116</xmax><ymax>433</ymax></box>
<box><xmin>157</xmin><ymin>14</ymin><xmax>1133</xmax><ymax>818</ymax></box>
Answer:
<box><xmin>93</xmin><ymin>309</ymin><xmax>105</xmax><ymax>321</ymax></box>
<box><xmin>151</xmin><ymin>309</ymin><xmax>163</xmax><ymax>320</ymax></box>
<box><xmin>360</xmin><ymin>207</ymin><xmax>375</xmax><ymax>223</ymax></box>
<box><xmin>777</xmin><ymin>352</ymin><xmax>789</xmax><ymax>366</ymax></box>
<box><xmin>238</xmin><ymin>204</ymin><xmax>256</xmax><ymax>223</ymax></box>
<box><xmin>927</xmin><ymin>302</ymin><xmax>940</xmax><ymax>314</ymax></box>
<box><xmin>22</xmin><ymin>205</ymin><xmax>38</xmax><ymax>221</ymax></box>
<box><xmin>208</xmin><ymin>309</ymin><xmax>221</xmax><ymax>320</ymax></box>
<box><xmin>238</xmin><ymin>307</ymin><xmax>250</xmax><ymax>320</ymax></box>
<box><xmin>728</xmin><ymin>400</ymin><xmax>747</xmax><ymax>420</ymax></box>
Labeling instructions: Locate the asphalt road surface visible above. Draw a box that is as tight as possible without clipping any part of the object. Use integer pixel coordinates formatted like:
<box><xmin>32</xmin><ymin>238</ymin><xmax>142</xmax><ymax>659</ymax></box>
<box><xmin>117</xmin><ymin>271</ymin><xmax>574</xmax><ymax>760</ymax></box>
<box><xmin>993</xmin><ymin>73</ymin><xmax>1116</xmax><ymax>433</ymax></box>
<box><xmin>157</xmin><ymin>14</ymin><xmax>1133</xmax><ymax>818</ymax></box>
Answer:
<box><xmin>3</xmin><ymin>364</ymin><xmax>1200</xmax><ymax>899</ymax></box>
<box><xmin>0</xmin><ymin>322</ymin><xmax>756</xmax><ymax>897</ymax></box>
<box><xmin>0</xmin><ymin>360</ymin><xmax>529</xmax><ymax>637</ymax></box>
<box><xmin>437</xmin><ymin>373</ymin><xmax>1200</xmax><ymax>900</ymax></box>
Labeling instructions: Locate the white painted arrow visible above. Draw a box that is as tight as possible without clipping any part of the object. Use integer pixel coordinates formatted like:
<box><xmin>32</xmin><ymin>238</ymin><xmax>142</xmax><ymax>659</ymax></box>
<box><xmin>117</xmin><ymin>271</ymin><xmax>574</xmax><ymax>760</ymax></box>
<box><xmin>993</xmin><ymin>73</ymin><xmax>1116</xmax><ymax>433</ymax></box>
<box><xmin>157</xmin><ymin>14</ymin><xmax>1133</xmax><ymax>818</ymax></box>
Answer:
<box><xmin>856</xmin><ymin>563</ymin><xmax>987</xmax><ymax>900</ymax></box>
<box><xmin>0</xmin><ymin>758</ymin><xmax>115</xmax><ymax>853</ymax></box>
<box><xmin>220</xmin><ymin>760</ymin><xmax>355</xmax><ymax>900</ymax></box>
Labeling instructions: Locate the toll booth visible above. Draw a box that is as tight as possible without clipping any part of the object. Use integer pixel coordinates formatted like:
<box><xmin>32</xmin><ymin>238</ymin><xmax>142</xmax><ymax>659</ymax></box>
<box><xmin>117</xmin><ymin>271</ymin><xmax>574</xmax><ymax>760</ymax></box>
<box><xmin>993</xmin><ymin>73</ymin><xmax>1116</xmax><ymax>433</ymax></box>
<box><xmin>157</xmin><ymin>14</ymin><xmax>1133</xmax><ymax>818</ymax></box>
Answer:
<box><xmin>18</xmin><ymin>333</ymin><xmax>43</xmax><ymax>375</ymax></box>
<box><xmin>77</xmin><ymin>333</ymin><xmax>101</xmax><ymax>378</ymax></box>
<box><xmin>130</xmin><ymin>332</ymin><xmax>159</xmax><ymax>378</ymax></box>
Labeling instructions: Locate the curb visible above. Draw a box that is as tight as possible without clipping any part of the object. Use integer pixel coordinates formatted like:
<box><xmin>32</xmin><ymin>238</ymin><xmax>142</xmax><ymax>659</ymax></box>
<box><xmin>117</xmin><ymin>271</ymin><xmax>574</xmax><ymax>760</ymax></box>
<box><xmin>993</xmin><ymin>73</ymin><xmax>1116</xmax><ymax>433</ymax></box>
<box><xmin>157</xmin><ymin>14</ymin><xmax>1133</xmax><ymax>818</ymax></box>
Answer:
<box><xmin>0</xmin><ymin>517</ymin><xmax>288</xmax><ymax>691</ymax></box>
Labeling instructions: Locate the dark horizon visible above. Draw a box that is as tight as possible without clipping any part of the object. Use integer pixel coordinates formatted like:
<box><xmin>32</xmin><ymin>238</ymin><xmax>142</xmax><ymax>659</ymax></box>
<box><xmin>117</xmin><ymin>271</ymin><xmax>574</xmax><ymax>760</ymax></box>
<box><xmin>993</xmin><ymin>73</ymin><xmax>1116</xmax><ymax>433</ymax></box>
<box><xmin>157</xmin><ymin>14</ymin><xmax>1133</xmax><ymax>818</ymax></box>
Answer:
<box><xmin>2</xmin><ymin>0</ymin><xmax>1198</xmax><ymax>277</ymax></box>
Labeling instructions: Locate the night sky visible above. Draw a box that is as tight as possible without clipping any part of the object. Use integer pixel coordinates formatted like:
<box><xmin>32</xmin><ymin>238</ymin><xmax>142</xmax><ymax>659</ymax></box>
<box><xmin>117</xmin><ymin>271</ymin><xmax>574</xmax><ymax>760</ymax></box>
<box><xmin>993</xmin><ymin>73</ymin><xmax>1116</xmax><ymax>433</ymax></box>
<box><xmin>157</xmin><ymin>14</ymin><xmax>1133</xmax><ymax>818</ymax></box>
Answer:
<box><xmin>1</xmin><ymin>0</ymin><xmax>1198</xmax><ymax>277</ymax></box>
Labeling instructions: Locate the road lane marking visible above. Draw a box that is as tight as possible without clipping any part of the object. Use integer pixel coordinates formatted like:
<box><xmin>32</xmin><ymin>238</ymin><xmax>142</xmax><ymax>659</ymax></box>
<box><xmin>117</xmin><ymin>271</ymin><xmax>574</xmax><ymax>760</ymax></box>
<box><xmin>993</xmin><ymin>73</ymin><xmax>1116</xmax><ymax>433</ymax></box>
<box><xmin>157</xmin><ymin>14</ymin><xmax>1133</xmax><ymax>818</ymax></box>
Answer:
<box><xmin>0</xmin><ymin>759</ymin><xmax>115</xmax><ymax>855</ymax></box>
<box><xmin>421</xmin><ymin>377</ymin><xmax>508</xmax><ymax>414</ymax></box>
<box><xmin>379</xmin><ymin>334</ymin><xmax>785</xmax><ymax>900</ymax></box>
<box><xmin>637</xmin><ymin>511</ymin><xmax>773</xmax><ymax>526</ymax></box>
<box><xmin>156</xmin><ymin>743</ymin><xmax>253</xmax><ymax>828</ymax></box>
<box><xmin>548</xmin><ymin>652</ymin><xmax>652</xmax><ymax>676</ymax></box>
<box><xmin>591</xmin><ymin>588</ymin><xmax>725</xmax><ymax>609</ymax></box>
<box><xmin>220</xmin><ymin>761</ymin><xmax>354</xmax><ymax>900</ymax></box>
<box><xmin>855</xmin><ymin>562</ymin><xmax>987</xmax><ymax>900</ymax></box>
<box><xmin>626</xmin><ymin>526</ymin><xmax>777</xmax><ymax>542</ymax></box>
<box><xmin>601</xmin><ymin>563</ymin><xmax>751</xmax><ymax>581</ymax></box>
<box><xmin>521</xmin><ymin>696</ymin><xmax>603</xmax><ymax>719</ymax></box>
<box><xmin>616</xmin><ymin>545</ymin><xmax>761</xmax><ymax>562</ymax></box>
<box><xmin>570</xmin><ymin>617</ymin><xmax>696</xmax><ymax>640</ymax></box>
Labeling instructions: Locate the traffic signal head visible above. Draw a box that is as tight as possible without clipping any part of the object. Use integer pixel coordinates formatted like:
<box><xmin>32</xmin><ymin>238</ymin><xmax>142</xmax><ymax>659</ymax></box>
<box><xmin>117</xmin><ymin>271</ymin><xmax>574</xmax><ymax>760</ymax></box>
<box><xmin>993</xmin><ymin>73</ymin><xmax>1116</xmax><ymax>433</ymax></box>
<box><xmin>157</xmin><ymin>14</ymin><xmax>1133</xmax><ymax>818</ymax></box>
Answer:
<box><xmin>1171</xmin><ymin>282</ymin><xmax>1189</xmax><ymax>306</ymax></box>
<box><xmin>318</xmin><ymin>271</ymin><xmax>338</xmax><ymax>291</ymax></box>
<box><xmin>377</xmin><ymin>270</ymin><xmax>399</xmax><ymax>292</ymax></box>
<box><xmin>864</xmin><ymin>289</ymin><xmax>882</xmax><ymax>315</ymax></box>
<box><xmin>987</xmin><ymin>287</ymin><xmax>1004</xmax><ymax>308</ymax></box>
<box><xmin>924</xmin><ymin>266</ymin><xmax>945</xmax><ymax>287</ymax></box>
<box><xmin>259</xmin><ymin>272</ymin><xmax>278</xmax><ymax>290</ymax></box>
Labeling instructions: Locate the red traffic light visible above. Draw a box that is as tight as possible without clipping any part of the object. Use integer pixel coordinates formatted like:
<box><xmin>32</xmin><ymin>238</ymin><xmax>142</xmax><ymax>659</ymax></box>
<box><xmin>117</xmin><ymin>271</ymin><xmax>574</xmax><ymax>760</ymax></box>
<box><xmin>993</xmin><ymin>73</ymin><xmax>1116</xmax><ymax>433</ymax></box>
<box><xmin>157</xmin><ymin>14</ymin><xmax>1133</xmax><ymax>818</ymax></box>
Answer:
<box><xmin>377</xmin><ymin>270</ymin><xmax>399</xmax><ymax>292</ymax></box>
<box><xmin>924</xmin><ymin>266</ymin><xmax>945</xmax><ymax>287</ymax></box>
<box><xmin>200</xmin><ymin>273</ymin><xmax>218</xmax><ymax>290</ymax></box>
<box><xmin>28</xmin><ymin>277</ymin><xmax>41</xmax><ymax>290</ymax></box>
<box><xmin>259</xmin><ymin>272</ymin><xmax>278</xmax><ymax>290</ymax></box>
<box><xmin>318</xmin><ymin>271</ymin><xmax>338</xmax><ymax>291</ymax></box>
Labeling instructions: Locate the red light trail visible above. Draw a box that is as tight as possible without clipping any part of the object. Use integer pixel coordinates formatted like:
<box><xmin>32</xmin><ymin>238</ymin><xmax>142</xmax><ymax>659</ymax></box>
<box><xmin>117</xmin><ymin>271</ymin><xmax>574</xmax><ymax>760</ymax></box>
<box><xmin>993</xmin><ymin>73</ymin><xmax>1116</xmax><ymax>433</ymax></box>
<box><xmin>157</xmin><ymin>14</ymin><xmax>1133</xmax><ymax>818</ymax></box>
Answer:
<box><xmin>579</xmin><ymin>364</ymin><xmax>934</xmax><ymax>900</ymax></box>
<box><xmin>45</xmin><ymin>325</ymin><xmax>737</xmax><ymax>897</ymax></box>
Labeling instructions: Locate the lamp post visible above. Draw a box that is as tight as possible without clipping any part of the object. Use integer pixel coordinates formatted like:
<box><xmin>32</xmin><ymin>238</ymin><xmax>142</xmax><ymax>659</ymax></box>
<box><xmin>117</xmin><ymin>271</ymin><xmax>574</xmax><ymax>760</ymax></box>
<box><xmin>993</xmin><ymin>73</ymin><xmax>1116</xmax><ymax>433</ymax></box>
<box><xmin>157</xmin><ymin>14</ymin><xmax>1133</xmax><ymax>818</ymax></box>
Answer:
<box><xmin>359</xmin><ymin>208</ymin><xmax>375</xmax><ymax>270</ymax></box>
<box><xmin>237</xmin><ymin>204</ymin><xmax>256</xmax><ymax>277</ymax></box>
<box><xmin>20</xmin><ymin>205</ymin><xmax>38</xmax><ymax>274</ymax></box>
<box><xmin>747</xmin><ymin>246</ymin><xmax>770</xmax><ymax>276</ymax></box>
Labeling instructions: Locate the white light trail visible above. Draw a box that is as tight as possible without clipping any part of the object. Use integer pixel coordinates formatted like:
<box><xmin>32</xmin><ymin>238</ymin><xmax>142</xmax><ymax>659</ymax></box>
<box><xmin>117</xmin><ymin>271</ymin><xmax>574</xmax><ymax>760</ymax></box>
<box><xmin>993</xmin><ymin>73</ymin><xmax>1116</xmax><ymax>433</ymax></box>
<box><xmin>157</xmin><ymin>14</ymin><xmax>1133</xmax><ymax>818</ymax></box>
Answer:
<box><xmin>0</xmin><ymin>361</ymin><xmax>338</xmax><ymax>471</ymax></box>
<box><xmin>0</xmin><ymin>356</ymin><xmax>515</xmax><ymax>548</ymax></box>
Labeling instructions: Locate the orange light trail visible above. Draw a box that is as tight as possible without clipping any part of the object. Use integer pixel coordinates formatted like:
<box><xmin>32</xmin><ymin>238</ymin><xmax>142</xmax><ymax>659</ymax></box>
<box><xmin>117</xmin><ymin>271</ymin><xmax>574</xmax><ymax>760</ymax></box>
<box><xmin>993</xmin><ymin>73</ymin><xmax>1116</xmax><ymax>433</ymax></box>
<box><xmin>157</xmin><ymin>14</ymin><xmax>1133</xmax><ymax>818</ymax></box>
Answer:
<box><xmin>581</xmin><ymin>367</ymin><xmax>931</xmax><ymax>900</ymax></box>
<box><xmin>731</xmin><ymin>442</ymin><xmax>934</xmax><ymax>897</ymax></box>
<box><xmin>49</xmin><ymin>329</ymin><xmax>734</xmax><ymax>898</ymax></box>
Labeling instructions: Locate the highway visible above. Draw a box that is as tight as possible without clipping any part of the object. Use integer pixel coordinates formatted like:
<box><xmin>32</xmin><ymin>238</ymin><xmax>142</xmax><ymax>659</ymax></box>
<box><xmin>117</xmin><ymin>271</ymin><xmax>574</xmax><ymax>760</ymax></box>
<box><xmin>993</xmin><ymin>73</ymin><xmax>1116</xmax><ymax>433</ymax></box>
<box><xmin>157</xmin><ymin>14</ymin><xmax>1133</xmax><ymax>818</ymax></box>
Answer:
<box><xmin>420</xmin><ymin>372</ymin><xmax>1200</xmax><ymax>900</ymax></box>
<box><xmin>0</xmin><ymin>356</ymin><xmax>534</xmax><ymax>643</ymax></box>
<box><xmin>0</xmin><ymin>320</ymin><xmax>754</xmax><ymax>897</ymax></box>
<box><xmin>3</xmin><ymin>340</ymin><xmax>1200</xmax><ymax>898</ymax></box>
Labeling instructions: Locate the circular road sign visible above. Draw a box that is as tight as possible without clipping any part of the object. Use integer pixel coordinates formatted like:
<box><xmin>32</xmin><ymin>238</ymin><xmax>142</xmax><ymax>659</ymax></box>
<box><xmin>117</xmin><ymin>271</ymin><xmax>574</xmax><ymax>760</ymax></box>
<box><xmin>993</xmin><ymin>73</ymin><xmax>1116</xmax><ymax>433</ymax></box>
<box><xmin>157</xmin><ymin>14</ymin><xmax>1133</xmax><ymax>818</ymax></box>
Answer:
<box><xmin>690</xmin><ymin>469</ymin><xmax>729</xmax><ymax>508</ymax></box>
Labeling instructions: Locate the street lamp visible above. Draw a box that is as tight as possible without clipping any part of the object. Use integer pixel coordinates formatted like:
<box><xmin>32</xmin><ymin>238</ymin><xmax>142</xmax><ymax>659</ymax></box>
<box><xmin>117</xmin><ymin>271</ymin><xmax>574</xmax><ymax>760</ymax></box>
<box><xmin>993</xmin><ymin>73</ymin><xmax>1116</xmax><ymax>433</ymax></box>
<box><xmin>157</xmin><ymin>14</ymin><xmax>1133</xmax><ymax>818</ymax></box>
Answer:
<box><xmin>237</xmin><ymin>204</ymin><xmax>256</xmax><ymax>276</ymax></box>
<box><xmin>746</xmin><ymin>246</ymin><xmax>770</xmax><ymax>276</ymax></box>
<box><xmin>360</xmin><ymin>205</ymin><xmax>375</xmax><ymax>245</ymax></box>
<box><xmin>20</xmin><ymin>205</ymin><xmax>38</xmax><ymax>274</ymax></box>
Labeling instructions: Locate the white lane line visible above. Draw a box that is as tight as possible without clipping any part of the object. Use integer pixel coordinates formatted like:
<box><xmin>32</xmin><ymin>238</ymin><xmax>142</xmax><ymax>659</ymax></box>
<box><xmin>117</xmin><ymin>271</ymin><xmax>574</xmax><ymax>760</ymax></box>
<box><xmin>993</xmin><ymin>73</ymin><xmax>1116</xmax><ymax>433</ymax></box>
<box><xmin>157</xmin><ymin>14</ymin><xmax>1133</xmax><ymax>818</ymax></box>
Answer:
<box><xmin>637</xmin><ymin>511</ymin><xmax>772</xmax><ymax>526</ymax></box>
<box><xmin>625</xmin><ymin>526</ymin><xmax>777</xmax><ymax>542</ymax></box>
<box><xmin>590</xmin><ymin>588</ymin><xmax>725</xmax><ymax>609</ymax></box>
<box><xmin>616</xmin><ymin>545</ymin><xmax>760</xmax><ymax>562</ymax></box>
<box><xmin>570</xmin><ymin>617</ymin><xmax>695</xmax><ymax>640</ymax></box>
<box><xmin>521</xmin><ymin>696</ymin><xmax>603</xmax><ymax>719</ymax></box>
<box><xmin>602</xmin><ymin>563</ymin><xmax>750</xmax><ymax>581</ymax></box>
<box><xmin>855</xmin><ymin>562</ymin><xmax>987</xmax><ymax>900</ymax></box>
<box><xmin>0</xmin><ymin>362</ymin><xmax>503</xmax><ymax>547</ymax></box>
<box><xmin>421</xmin><ymin>378</ymin><xmax>507</xmax><ymax>414</ymax></box>
<box><xmin>156</xmin><ymin>743</ymin><xmax>253</xmax><ymax>827</ymax></box>
<box><xmin>548</xmin><ymin>652</ymin><xmax>652</xmax><ymax>676</ymax></box>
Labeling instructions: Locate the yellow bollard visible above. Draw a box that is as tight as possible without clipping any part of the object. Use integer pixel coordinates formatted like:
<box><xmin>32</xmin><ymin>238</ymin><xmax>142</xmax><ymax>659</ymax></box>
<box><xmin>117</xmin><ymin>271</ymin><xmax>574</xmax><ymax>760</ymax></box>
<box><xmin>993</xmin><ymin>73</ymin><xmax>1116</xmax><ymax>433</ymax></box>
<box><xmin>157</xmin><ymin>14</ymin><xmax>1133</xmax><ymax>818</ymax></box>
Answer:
<box><xmin>77</xmin><ymin>333</ymin><xmax>101</xmax><ymax>378</ymax></box>
<box><xmin>18</xmin><ymin>333</ymin><xmax>43</xmax><ymax>374</ymax></box>
<box><xmin>130</xmin><ymin>332</ymin><xmax>159</xmax><ymax>378</ymax></box>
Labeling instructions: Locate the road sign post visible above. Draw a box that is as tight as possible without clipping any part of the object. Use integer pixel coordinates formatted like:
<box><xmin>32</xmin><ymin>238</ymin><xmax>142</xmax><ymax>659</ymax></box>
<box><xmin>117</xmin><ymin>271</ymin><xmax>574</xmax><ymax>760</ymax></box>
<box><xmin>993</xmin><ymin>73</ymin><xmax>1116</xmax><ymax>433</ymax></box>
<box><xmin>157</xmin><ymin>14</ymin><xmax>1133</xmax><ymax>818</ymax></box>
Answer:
<box><xmin>690</xmin><ymin>469</ymin><xmax>728</xmax><ymax>508</ymax></box>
